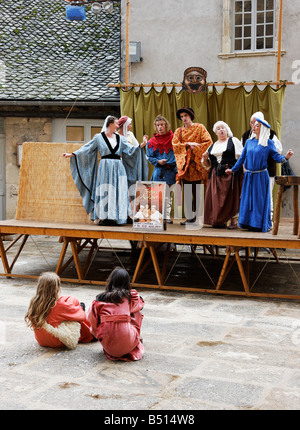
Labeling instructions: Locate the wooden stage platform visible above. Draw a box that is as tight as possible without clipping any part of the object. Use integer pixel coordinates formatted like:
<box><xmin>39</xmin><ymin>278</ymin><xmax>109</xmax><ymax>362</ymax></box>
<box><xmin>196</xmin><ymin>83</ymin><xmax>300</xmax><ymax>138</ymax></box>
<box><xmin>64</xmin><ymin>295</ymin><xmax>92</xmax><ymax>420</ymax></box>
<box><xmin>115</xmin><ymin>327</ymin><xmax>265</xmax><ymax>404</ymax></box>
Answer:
<box><xmin>1</xmin><ymin>143</ymin><xmax>299</xmax><ymax>301</ymax></box>
<box><xmin>0</xmin><ymin>218</ymin><xmax>299</xmax><ymax>301</ymax></box>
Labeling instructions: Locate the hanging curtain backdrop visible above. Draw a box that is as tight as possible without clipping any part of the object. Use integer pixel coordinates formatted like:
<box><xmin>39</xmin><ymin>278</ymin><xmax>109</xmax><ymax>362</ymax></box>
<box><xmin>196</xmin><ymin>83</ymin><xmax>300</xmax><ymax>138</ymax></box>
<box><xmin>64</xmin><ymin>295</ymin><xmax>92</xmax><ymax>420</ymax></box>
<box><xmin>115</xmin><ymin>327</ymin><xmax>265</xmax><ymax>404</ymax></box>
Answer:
<box><xmin>120</xmin><ymin>84</ymin><xmax>286</xmax><ymax>145</ymax></box>
<box><xmin>120</xmin><ymin>84</ymin><xmax>286</xmax><ymax>207</ymax></box>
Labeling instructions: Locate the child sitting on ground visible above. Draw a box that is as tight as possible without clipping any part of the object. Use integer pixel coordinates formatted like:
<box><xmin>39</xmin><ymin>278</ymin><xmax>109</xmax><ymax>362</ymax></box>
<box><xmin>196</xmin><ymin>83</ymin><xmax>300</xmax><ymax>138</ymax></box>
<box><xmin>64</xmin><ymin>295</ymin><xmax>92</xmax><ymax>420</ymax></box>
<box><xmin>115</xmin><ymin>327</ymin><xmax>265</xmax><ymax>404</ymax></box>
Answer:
<box><xmin>87</xmin><ymin>267</ymin><xmax>144</xmax><ymax>361</ymax></box>
<box><xmin>25</xmin><ymin>272</ymin><xmax>93</xmax><ymax>349</ymax></box>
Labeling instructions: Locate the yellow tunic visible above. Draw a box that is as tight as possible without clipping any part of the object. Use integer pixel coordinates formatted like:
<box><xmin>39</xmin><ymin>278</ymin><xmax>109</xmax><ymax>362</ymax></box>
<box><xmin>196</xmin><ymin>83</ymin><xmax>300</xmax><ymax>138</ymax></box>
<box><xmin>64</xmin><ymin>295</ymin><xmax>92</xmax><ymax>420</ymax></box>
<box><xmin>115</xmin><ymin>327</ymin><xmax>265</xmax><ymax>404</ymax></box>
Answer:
<box><xmin>172</xmin><ymin>123</ymin><xmax>212</xmax><ymax>184</ymax></box>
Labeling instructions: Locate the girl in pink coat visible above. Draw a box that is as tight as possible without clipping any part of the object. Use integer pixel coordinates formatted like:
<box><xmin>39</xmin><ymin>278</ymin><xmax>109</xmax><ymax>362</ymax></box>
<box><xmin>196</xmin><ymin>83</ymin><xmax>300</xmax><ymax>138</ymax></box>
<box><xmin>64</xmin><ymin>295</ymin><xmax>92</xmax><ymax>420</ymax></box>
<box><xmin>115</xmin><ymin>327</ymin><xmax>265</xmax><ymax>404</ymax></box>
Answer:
<box><xmin>87</xmin><ymin>267</ymin><xmax>144</xmax><ymax>361</ymax></box>
<box><xmin>25</xmin><ymin>272</ymin><xmax>93</xmax><ymax>349</ymax></box>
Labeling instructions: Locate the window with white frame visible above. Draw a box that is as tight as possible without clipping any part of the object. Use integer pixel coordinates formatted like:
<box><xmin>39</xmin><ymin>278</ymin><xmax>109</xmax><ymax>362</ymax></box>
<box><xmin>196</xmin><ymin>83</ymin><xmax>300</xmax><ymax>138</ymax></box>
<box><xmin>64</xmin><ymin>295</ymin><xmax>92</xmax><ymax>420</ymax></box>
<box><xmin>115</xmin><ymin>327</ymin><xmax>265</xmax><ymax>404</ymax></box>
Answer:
<box><xmin>52</xmin><ymin>119</ymin><xmax>104</xmax><ymax>144</ymax></box>
<box><xmin>233</xmin><ymin>0</ymin><xmax>275</xmax><ymax>52</ymax></box>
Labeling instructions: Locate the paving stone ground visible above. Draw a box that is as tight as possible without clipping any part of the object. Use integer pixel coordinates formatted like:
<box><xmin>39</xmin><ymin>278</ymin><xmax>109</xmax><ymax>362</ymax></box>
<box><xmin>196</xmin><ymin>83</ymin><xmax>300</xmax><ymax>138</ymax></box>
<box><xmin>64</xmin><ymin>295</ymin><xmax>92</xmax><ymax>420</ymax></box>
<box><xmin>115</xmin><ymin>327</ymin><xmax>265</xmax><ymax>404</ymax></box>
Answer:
<box><xmin>0</xmin><ymin>236</ymin><xmax>300</xmax><ymax>410</ymax></box>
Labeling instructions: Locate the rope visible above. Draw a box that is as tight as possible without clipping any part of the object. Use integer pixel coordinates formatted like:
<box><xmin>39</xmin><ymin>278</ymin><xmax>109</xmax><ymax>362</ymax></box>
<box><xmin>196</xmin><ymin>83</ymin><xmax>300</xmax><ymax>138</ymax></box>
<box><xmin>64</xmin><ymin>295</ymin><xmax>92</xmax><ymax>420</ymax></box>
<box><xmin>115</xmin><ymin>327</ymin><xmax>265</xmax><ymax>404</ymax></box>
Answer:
<box><xmin>104</xmin><ymin>239</ymin><xmax>126</xmax><ymax>270</ymax></box>
<box><xmin>191</xmin><ymin>246</ymin><xmax>216</xmax><ymax>287</ymax></box>
<box><xmin>29</xmin><ymin>235</ymin><xmax>52</xmax><ymax>271</ymax></box>
<box><xmin>250</xmin><ymin>248</ymin><xmax>300</xmax><ymax>290</ymax></box>
<box><xmin>163</xmin><ymin>245</ymin><xmax>185</xmax><ymax>285</ymax></box>
<box><xmin>250</xmin><ymin>251</ymin><xmax>273</xmax><ymax>290</ymax></box>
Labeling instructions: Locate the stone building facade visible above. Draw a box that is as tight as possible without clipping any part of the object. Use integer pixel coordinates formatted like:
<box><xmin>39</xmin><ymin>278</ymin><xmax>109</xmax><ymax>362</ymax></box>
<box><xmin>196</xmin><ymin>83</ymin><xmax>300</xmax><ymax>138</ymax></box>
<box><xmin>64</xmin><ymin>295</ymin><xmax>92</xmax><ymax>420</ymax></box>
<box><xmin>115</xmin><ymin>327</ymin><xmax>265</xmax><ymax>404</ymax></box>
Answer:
<box><xmin>0</xmin><ymin>0</ymin><xmax>299</xmax><ymax>219</ymax></box>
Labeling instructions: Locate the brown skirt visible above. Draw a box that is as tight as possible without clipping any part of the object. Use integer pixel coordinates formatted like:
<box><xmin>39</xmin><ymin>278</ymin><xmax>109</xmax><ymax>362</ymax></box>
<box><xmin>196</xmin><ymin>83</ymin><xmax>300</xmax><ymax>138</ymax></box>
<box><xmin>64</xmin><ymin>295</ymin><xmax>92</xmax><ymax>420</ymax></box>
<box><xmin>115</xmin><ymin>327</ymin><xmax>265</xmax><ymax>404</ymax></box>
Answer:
<box><xmin>204</xmin><ymin>169</ymin><xmax>243</xmax><ymax>227</ymax></box>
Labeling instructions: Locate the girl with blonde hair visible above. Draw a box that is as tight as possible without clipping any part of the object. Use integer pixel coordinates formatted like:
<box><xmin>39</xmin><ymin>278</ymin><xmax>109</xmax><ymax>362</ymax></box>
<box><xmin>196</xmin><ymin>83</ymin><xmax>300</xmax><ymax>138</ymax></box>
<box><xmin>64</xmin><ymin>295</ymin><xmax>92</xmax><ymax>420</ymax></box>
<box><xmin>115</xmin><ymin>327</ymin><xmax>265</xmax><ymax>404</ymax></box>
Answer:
<box><xmin>25</xmin><ymin>272</ymin><xmax>93</xmax><ymax>349</ymax></box>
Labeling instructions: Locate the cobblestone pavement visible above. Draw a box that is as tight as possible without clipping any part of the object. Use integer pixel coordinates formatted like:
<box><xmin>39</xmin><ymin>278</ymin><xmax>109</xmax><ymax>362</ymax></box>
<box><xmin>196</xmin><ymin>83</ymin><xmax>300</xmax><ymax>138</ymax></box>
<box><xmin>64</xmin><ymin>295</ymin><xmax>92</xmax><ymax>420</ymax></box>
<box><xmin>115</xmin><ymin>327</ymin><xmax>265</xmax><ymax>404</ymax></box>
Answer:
<box><xmin>0</xmin><ymin>236</ymin><xmax>300</xmax><ymax>410</ymax></box>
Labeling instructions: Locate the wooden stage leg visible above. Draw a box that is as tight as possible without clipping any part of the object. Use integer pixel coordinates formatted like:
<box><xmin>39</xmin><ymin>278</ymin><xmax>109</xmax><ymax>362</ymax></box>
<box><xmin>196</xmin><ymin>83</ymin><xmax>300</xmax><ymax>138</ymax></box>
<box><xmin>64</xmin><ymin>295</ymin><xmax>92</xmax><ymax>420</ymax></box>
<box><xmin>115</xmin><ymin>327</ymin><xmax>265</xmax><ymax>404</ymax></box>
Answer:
<box><xmin>216</xmin><ymin>248</ymin><xmax>231</xmax><ymax>290</ymax></box>
<box><xmin>56</xmin><ymin>240</ymin><xmax>69</xmax><ymax>276</ymax></box>
<box><xmin>3</xmin><ymin>234</ymin><xmax>23</xmax><ymax>253</ymax></box>
<box><xmin>234</xmin><ymin>250</ymin><xmax>249</xmax><ymax>293</ymax></box>
<box><xmin>56</xmin><ymin>238</ymin><xmax>99</xmax><ymax>280</ymax></box>
<box><xmin>131</xmin><ymin>246</ymin><xmax>146</xmax><ymax>284</ymax></box>
<box><xmin>8</xmin><ymin>234</ymin><xmax>29</xmax><ymax>273</ymax></box>
<box><xmin>216</xmin><ymin>246</ymin><xmax>249</xmax><ymax>293</ymax></box>
<box><xmin>0</xmin><ymin>235</ymin><xmax>10</xmax><ymax>276</ymax></box>
<box><xmin>293</xmin><ymin>184</ymin><xmax>299</xmax><ymax>235</ymax></box>
<box><xmin>273</xmin><ymin>184</ymin><xmax>284</xmax><ymax>235</ymax></box>
<box><xmin>149</xmin><ymin>245</ymin><xmax>163</xmax><ymax>286</ymax></box>
<box><xmin>70</xmin><ymin>240</ymin><xmax>84</xmax><ymax>281</ymax></box>
<box><xmin>270</xmin><ymin>248</ymin><xmax>279</xmax><ymax>263</ymax></box>
<box><xmin>131</xmin><ymin>242</ymin><xmax>163</xmax><ymax>287</ymax></box>
<box><xmin>0</xmin><ymin>234</ymin><xmax>29</xmax><ymax>276</ymax></box>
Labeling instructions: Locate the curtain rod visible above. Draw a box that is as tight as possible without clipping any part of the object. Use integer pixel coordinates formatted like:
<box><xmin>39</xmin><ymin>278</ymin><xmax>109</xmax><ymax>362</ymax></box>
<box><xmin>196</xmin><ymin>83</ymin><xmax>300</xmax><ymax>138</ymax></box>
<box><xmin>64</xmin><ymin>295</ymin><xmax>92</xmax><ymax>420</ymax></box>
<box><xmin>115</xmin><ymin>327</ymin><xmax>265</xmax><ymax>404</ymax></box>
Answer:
<box><xmin>108</xmin><ymin>81</ymin><xmax>294</xmax><ymax>89</ymax></box>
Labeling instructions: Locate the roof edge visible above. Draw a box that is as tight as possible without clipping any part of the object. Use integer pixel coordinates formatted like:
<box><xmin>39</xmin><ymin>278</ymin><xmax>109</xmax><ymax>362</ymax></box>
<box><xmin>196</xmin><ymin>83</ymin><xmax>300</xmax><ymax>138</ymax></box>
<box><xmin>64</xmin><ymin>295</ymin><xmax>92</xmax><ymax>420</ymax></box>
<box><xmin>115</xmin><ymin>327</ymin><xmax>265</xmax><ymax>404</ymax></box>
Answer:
<box><xmin>0</xmin><ymin>99</ymin><xmax>120</xmax><ymax>106</ymax></box>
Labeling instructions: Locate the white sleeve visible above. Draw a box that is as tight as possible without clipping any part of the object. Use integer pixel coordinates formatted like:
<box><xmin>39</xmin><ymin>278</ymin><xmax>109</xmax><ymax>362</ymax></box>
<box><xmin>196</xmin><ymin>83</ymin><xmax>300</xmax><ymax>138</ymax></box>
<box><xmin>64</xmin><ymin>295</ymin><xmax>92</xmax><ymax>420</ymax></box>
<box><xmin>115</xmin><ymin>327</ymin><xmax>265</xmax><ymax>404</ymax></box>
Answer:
<box><xmin>128</xmin><ymin>131</ymin><xmax>140</xmax><ymax>148</ymax></box>
<box><xmin>272</xmin><ymin>135</ymin><xmax>283</xmax><ymax>154</ymax></box>
<box><xmin>232</xmin><ymin>137</ymin><xmax>244</xmax><ymax>159</ymax></box>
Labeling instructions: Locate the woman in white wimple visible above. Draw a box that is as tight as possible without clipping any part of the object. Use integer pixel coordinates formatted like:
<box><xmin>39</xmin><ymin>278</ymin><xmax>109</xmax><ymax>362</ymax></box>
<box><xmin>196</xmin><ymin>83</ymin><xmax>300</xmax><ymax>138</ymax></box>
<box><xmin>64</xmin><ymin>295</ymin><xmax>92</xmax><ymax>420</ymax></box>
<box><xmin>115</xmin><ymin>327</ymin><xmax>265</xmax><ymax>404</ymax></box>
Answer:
<box><xmin>226</xmin><ymin>118</ymin><xmax>294</xmax><ymax>232</ymax></box>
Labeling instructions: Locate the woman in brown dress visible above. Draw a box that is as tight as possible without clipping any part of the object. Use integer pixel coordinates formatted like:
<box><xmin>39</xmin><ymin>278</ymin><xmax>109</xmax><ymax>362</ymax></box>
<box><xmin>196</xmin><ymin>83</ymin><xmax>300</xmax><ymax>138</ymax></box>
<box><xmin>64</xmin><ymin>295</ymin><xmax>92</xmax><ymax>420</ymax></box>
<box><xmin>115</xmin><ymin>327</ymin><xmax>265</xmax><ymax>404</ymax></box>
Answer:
<box><xmin>202</xmin><ymin>121</ymin><xmax>243</xmax><ymax>229</ymax></box>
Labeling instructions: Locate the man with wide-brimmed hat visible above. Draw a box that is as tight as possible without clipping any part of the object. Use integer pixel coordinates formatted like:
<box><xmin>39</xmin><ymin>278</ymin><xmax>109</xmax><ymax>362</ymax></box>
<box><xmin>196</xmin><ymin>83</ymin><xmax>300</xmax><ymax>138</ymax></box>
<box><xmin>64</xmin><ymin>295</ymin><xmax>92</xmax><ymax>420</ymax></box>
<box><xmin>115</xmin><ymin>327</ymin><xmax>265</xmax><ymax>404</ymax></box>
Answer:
<box><xmin>172</xmin><ymin>107</ymin><xmax>212</xmax><ymax>225</ymax></box>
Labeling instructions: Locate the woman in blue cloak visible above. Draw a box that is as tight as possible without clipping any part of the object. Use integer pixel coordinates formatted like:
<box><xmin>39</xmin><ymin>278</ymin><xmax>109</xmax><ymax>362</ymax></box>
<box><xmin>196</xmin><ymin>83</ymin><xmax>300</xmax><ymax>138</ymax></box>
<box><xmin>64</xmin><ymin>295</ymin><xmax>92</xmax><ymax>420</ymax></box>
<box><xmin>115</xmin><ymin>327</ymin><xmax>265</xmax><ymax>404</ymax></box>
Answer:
<box><xmin>63</xmin><ymin>116</ymin><xmax>143</xmax><ymax>226</ymax></box>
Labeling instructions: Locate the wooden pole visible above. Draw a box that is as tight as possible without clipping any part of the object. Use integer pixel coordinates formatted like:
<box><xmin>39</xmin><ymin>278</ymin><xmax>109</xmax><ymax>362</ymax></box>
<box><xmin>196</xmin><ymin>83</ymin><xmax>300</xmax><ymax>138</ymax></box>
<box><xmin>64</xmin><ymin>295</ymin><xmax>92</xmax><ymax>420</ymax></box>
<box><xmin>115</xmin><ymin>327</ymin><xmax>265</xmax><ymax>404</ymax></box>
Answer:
<box><xmin>277</xmin><ymin>0</ymin><xmax>283</xmax><ymax>88</ymax></box>
<box><xmin>125</xmin><ymin>0</ymin><xmax>130</xmax><ymax>88</ymax></box>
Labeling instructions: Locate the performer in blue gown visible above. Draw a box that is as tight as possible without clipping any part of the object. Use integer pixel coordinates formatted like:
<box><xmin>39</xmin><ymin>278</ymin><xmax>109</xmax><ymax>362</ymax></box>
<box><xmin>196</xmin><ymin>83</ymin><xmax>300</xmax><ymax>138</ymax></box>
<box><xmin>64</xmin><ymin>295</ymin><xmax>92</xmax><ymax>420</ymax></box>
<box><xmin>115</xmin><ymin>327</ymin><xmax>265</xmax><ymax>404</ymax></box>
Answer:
<box><xmin>63</xmin><ymin>116</ymin><xmax>142</xmax><ymax>226</ymax></box>
<box><xmin>226</xmin><ymin>118</ymin><xmax>294</xmax><ymax>232</ymax></box>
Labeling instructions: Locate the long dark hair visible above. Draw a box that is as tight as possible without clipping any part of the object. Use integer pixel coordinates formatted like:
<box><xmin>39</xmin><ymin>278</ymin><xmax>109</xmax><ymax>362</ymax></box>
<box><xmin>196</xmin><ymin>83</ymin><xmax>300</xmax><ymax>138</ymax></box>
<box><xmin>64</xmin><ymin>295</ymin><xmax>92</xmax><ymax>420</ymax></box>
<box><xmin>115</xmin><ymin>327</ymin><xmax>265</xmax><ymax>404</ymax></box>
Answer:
<box><xmin>96</xmin><ymin>267</ymin><xmax>131</xmax><ymax>304</ymax></box>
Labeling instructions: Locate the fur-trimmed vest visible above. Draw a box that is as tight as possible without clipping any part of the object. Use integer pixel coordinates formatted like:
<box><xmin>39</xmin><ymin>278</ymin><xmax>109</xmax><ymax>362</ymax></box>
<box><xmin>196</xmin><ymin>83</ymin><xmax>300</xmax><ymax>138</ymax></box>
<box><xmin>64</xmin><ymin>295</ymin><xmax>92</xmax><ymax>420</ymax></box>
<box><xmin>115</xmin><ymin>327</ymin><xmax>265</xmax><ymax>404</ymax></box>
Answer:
<box><xmin>42</xmin><ymin>321</ymin><xmax>81</xmax><ymax>349</ymax></box>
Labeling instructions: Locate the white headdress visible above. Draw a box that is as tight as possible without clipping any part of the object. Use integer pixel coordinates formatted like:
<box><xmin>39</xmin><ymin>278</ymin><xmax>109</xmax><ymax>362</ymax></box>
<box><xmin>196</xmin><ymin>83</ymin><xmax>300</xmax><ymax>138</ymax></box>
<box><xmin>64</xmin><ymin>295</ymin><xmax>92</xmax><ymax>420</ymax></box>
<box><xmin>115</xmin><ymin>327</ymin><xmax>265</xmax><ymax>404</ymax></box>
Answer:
<box><xmin>122</xmin><ymin>117</ymin><xmax>132</xmax><ymax>138</ymax></box>
<box><xmin>101</xmin><ymin>116</ymin><xmax>111</xmax><ymax>133</ymax></box>
<box><xmin>250</xmin><ymin>112</ymin><xmax>265</xmax><ymax>139</ymax></box>
<box><xmin>255</xmin><ymin>118</ymin><xmax>271</xmax><ymax>147</ymax></box>
<box><xmin>213</xmin><ymin>121</ymin><xmax>233</xmax><ymax>138</ymax></box>
<box><xmin>118</xmin><ymin>116</ymin><xmax>132</xmax><ymax>138</ymax></box>
<box><xmin>251</xmin><ymin>111</ymin><xmax>264</xmax><ymax>123</ymax></box>
<box><xmin>101</xmin><ymin>116</ymin><xmax>108</xmax><ymax>133</ymax></box>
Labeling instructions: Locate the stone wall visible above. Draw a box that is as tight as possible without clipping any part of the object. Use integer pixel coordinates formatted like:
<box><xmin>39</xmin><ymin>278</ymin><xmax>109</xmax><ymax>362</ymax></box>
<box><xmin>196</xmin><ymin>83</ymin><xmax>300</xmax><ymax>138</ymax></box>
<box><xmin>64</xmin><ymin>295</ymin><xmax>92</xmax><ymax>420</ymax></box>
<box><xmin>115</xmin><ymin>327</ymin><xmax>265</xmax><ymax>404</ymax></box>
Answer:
<box><xmin>5</xmin><ymin>117</ymin><xmax>52</xmax><ymax>219</ymax></box>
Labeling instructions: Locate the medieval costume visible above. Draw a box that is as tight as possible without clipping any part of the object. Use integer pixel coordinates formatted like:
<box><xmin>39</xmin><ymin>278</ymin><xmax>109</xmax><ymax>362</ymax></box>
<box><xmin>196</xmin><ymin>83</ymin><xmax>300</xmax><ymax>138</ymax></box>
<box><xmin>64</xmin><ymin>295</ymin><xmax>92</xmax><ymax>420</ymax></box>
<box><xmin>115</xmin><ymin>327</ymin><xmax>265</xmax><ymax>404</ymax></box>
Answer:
<box><xmin>231</xmin><ymin>118</ymin><xmax>287</xmax><ymax>232</ymax></box>
<box><xmin>87</xmin><ymin>289</ymin><xmax>144</xmax><ymax>361</ymax></box>
<box><xmin>147</xmin><ymin>129</ymin><xmax>176</xmax><ymax>221</ymax></box>
<box><xmin>118</xmin><ymin>116</ymin><xmax>148</xmax><ymax>202</ymax></box>
<box><xmin>172</xmin><ymin>107</ymin><xmax>212</xmax><ymax>223</ymax></box>
<box><xmin>172</xmin><ymin>124</ymin><xmax>212</xmax><ymax>183</ymax></box>
<box><xmin>241</xmin><ymin>111</ymin><xmax>283</xmax><ymax>218</ymax></box>
<box><xmin>70</xmin><ymin>122</ymin><xmax>139</xmax><ymax>225</ymax></box>
<box><xmin>203</xmin><ymin>122</ymin><xmax>243</xmax><ymax>228</ymax></box>
<box><xmin>34</xmin><ymin>296</ymin><xmax>93</xmax><ymax>348</ymax></box>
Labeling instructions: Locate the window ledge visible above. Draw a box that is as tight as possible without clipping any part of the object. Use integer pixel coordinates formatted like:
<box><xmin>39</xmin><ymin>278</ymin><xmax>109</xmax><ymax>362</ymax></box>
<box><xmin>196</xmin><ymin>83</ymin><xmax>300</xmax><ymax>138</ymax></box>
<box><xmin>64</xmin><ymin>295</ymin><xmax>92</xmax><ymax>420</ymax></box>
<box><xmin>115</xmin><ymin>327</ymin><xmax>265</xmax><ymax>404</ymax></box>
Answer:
<box><xmin>219</xmin><ymin>50</ymin><xmax>286</xmax><ymax>59</ymax></box>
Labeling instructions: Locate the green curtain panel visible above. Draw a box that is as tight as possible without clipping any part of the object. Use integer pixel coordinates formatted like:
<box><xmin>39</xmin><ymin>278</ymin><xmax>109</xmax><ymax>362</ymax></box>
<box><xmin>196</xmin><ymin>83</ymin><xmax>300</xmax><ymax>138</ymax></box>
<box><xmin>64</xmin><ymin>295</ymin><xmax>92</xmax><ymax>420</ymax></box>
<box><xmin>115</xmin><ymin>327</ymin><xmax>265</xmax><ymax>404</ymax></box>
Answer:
<box><xmin>120</xmin><ymin>84</ymin><xmax>286</xmax><ymax>144</ymax></box>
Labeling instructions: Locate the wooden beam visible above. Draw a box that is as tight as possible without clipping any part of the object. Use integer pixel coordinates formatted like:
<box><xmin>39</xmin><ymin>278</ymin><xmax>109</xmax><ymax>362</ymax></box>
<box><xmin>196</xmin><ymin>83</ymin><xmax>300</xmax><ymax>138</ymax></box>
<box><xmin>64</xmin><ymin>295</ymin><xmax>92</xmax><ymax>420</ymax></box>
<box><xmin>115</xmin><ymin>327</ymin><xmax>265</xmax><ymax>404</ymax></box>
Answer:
<box><xmin>108</xmin><ymin>81</ymin><xmax>294</xmax><ymax>89</ymax></box>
